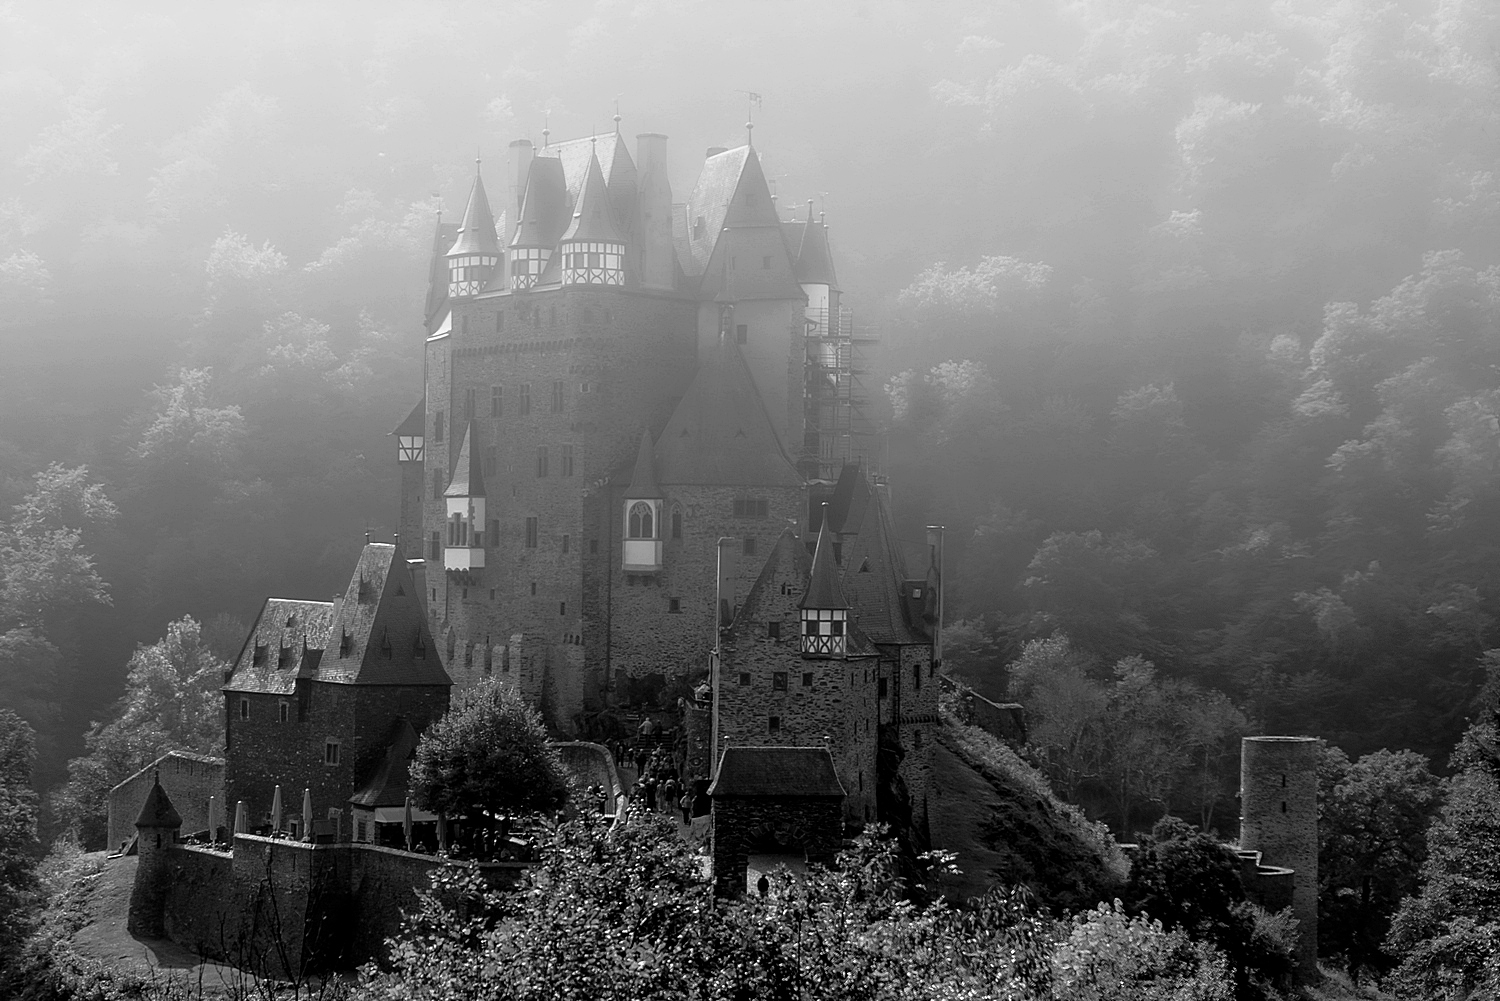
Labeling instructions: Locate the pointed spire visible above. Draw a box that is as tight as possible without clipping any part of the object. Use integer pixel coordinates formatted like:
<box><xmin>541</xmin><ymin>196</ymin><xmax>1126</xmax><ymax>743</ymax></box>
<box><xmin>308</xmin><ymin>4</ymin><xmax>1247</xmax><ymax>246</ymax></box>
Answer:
<box><xmin>134</xmin><ymin>772</ymin><xmax>183</xmax><ymax>829</ymax></box>
<box><xmin>801</xmin><ymin>505</ymin><xmax>849</xmax><ymax>609</ymax></box>
<box><xmin>561</xmin><ymin>152</ymin><xmax>624</xmax><ymax>244</ymax></box>
<box><xmin>444</xmin><ymin>423</ymin><xmax>486</xmax><ymax>497</ymax></box>
<box><xmin>794</xmin><ymin>213</ymin><xmax>838</xmax><ymax>287</ymax></box>
<box><xmin>625</xmin><ymin>428</ymin><xmax>661</xmax><ymax>498</ymax></box>
<box><xmin>446</xmin><ymin>168</ymin><xmax>500</xmax><ymax>257</ymax></box>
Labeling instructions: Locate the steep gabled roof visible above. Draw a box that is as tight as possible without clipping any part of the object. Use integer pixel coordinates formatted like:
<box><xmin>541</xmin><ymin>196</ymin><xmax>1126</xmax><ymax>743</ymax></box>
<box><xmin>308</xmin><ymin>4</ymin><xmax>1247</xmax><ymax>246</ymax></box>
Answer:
<box><xmin>319</xmin><ymin>544</ymin><xmax>450</xmax><ymax>687</ymax></box>
<box><xmin>393</xmin><ymin>399</ymin><xmax>424</xmax><ymax>437</ymax></box>
<box><xmin>547</xmin><ymin>132</ymin><xmax>631</xmax><ymax>205</ymax></box>
<box><xmin>729</xmin><ymin>528</ymin><xmax>811</xmax><ymax>639</ymax></box>
<box><xmin>349</xmin><ymin>717</ymin><xmax>420</xmax><ymax>808</ymax></box>
<box><xmin>224</xmin><ymin>598</ymin><xmax>335</xmax><ymax>695</ymax></box>
<box><xmin>694</xmin><ymin>147</ymin><xmax>803</xmax><ymax>302</ymax></box>
<box><xmin>561</xmin><ymin>152</ymin><xmax>624</xmax><ymax>244</ymax></box>
<box><xmin>446</xmin><ymin>170</ymin><xmax>500</xmax><ymax>257</ymax></box>
<box><xmin>624</xmin><ymin>428</ymin><xmax>661</xmax><ymax>498</ymax></box>
<box><xmin>135</xmin><ymin>775</ymin><xmax>183</xmax><ymax>829</ymax></box>
<box><xmin>828</xmin><ymin>465</ymin><xmax>922</xmax><ymax>645</ymax></box>
<box><xmin>445</xmin><ymin>423</ymin><xmax>485</xmax><ymax>497</ymax></box>
<box><xmin>655</xmin><ymin>341</ymin><xmax>802</xmax><ymax>488</ymax></box>
<box><xmin>682</xmin><ymin>146</ymin><xmax>750</xmax><ymax>276</ymax></box>
<box><xmin>794</xmin><ymin>218</ymin><xmax>838</xmax><ymax>288</ymax></box>
<box><xmin>708</xmin><ymin>746</ymin><xmax>845</xmax><ymax>798</ymax></box>
<box><xmin>801</xmin><ymin>510</ymin><xmax>849</xmax><ymax>610</ymax></box>
<box><xmin>510</xmin><ymin>155</ymin><xmax>569</xmax><ymax>249</ymax></box>
<box><xmin>424</xmin><ymin>219</ymin><xmax>459</xmax><ymax>330</ymax></box>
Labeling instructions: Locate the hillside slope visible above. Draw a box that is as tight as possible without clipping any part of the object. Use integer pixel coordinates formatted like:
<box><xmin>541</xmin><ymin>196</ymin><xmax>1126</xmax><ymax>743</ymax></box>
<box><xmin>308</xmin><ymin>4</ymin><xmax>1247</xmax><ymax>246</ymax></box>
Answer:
<box><xmin>929</xmin><ymin>710</ymin><xmax>1127</xmax><ymax>910</ymax></box>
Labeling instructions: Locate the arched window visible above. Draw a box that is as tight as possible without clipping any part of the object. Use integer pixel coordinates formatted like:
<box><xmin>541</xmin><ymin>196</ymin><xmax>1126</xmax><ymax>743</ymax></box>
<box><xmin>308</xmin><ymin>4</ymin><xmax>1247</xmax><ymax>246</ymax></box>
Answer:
<box><xmin>628</xmin><ymin>501</ymin><xmax>654</xmax><ymax>539</ymax></box>
<box><xmin>671</xmin><ymin>507</ymin><xmax>683</xmax><ymax>540</ymax></box>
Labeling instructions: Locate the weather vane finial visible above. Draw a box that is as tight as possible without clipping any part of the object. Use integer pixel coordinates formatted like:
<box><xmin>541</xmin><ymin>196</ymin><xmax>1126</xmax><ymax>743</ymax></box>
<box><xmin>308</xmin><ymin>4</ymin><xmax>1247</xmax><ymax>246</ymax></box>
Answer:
<box><xmin>542</xmin><ymin>113</ymin><xmax>550</xmax><ymax>149</ymax></box>
<box><xmin>613</xmin><ymin>98</ymin><xmax>622</xmax><ymax>134</ymax></box>
<box><xmin>740</xmin><ymin>91</ymin><xmax>762</xmax><ymax>147</ymax></box>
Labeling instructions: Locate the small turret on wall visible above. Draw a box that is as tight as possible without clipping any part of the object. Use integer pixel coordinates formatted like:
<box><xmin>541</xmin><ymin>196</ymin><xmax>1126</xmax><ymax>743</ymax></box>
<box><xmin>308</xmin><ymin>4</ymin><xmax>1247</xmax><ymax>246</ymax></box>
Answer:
<box><xmin>1239</xmin><ymin>735</ymin><xmax>1321</xmax><ymax>983</ymax></box>
<box><xmin>127</xmin><ymin>772</ymin><xmax>182</xmax><ymax>938</ymax></box>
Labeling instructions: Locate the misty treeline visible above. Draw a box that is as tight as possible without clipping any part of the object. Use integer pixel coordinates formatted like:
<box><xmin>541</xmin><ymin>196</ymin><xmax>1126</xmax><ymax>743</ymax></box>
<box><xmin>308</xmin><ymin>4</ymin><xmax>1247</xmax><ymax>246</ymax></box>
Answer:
<box><xmin>0</xmin><ymin>1</ymin><xmax>1496</xmax><ymax>823</ymax></box>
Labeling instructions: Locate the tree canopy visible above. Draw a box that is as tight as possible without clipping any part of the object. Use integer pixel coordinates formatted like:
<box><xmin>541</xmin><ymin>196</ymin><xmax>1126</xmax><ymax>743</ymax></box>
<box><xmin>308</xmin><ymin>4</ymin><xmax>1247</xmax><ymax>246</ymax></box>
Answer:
<box><xmin>410</xmin><ymin>678</ymin><xmax>569</xmax><ymax>821</ymax></box>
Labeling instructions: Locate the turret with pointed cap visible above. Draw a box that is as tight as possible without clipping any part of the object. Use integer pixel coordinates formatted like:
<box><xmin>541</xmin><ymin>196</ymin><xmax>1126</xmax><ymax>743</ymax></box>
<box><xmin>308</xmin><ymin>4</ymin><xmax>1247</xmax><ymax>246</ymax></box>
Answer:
<box><xmin>443</xmin><ymin>423</ymin><xmax>486</xmax><ymax>570</ymax></box>
<box><xmin>561</xmin><ymin>152</ymin><xmax>626</xmax><ymax>286</ymax></box>
<box><xmin>622</xmin><ymin>429</ymin><xmax>663</xmax><ymax>571</ymax></box>
<box><xmin>800</xmin><ymin>506</ymin><xmax>849</xmax><ymax>655</ymax></box>
<box><xmin>446</xmin><ymin>163</ymin><xmax>501</xmax><ymax>299</ymax></box>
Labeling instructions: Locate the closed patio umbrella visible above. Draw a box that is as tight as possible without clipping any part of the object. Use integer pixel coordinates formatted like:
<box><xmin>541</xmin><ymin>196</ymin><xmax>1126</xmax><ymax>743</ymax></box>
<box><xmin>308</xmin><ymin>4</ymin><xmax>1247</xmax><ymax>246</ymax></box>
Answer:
<box><xmin>271</xmin><ymin>784</ymin><xmax>283</xmax><ymax>835</ymax></box>
<box><xmin>302</xmin><ymin>788</ymin><xmax>313</xmax><ymax>842</ymax></box>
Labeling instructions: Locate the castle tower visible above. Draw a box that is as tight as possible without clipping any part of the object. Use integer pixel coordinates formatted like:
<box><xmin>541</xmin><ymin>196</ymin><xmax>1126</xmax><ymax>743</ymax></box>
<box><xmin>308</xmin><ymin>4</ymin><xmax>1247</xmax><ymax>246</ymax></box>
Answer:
<box><xmin>1240</xmin><ymin>736</ymin><xmax>1321</xmax><ymax>982</ymax></box>
<box><xmin>392</xmin><ymin>400</ymin><xmax>425</xmax><ymax>562</ymax></box>
<box><xmin>559</xmin><ymin>151</ymin><xmax>626</xmax><ymax>287</ymax></box>
<box><xmin>127</xmin><ymin>773</ymin><xmax>182</xmax><ymax>937</ymax></box>
<box><xmin>446</xmin><ymin>165</ymin><xmax>501</xmax><ymax>299</ymax></box>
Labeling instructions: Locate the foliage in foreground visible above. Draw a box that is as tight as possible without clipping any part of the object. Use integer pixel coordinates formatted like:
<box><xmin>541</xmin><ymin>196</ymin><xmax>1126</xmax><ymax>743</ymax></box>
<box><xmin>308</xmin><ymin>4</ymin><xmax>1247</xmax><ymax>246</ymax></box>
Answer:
<box><xmin>366</xmin><ymin>813</ymin><xmax>1233</xmax><ymax>1001</ymax></box>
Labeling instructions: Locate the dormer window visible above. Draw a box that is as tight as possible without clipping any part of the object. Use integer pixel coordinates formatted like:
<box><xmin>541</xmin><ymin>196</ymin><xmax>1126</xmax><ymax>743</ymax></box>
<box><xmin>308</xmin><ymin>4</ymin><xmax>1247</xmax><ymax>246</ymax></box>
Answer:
<box><xmin>379</xmin><ymin>629</ymin><xmax>392</xmax><ymax>659</ymax></box>
<box><xmin>253</xmin><ymin>644</ymin><xmax>267</xmax><ymax>667</ymax></box>
<box><xmin>694</xmin><ymin>217</ymin><xmax>705</xmax><ymax>239</ymax></box>
<box><xmin>278</xmin><ymin>645</ymin><xmax>292</xmax><ymax>669</ymax></box>
<box><xmin>338</xmin><ymin>629</ymin><xmax>351</xmax><ymax>657</ymax></box>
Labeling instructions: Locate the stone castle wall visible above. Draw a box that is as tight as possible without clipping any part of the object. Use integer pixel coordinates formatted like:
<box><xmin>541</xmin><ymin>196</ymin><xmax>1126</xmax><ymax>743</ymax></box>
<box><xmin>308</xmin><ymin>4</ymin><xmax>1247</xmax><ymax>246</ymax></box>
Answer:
<box><xmin>148</xmin><ymin>835</ymin><xmax>526</xmax><ymax>978</ymax></box>
<box><xmin>224</xmin><ymin>684</ymin><xmax>449</xmax><ymax>835</ymax></box>
<box><xmin>108</xmin><ymin>752</ymin><xmax>223</xmax><ymax>853</ymax></box>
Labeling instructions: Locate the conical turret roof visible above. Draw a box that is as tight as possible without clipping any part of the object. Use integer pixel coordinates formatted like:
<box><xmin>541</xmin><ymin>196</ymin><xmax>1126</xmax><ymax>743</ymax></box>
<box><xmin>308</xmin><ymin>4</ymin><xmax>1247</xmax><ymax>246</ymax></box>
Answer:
<box><xmin>444</xmin><ymin>423</ymin><xmax>485</xmax><ymax>497</ymax></box>
<box><xmin>561</xmin><ymin>152</ymin><xmax>624</xmax><ymax>244</ymax></box>
<box><xmin>800</xmin><ymin>506</ymin><xmax>849</xmax><ymax>610</ymax></box>
<box><xmin>510</xmin><ymin>156</ymin><xmax>568</xmax><ymax>248</ymax></box>
<box><xmin>135</xmin><ymin>774</ymin><xmax>183</xmax><ymax>829</ymax></box>
<box><xmin>447</xmin><ymin>169</ymin><xmax>500</xmax><ymax>257</ymax></box>
<box><xmin>795</xmin><ymin>217</ymin><xmax>838</xmax><ymax>288</ymax></box>
<box><xmin>624</xmin><ymin>428</ymin><xmax>661</xmax><ymax>498</ymax></box>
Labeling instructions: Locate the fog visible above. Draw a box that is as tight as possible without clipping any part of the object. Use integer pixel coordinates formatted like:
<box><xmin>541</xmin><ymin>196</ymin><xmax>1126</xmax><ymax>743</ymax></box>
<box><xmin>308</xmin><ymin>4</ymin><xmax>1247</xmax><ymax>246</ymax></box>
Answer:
<box><xmin>2</xmin><ymin>0</ymin><xmax>1498</xmax><ymax>812</ymax></box>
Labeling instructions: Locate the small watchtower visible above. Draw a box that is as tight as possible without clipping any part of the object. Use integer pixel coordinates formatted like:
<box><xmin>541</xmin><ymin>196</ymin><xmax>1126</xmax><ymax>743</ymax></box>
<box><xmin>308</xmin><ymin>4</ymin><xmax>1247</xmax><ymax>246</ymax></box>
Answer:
<box><xmin>1240</xmin><ymin>735</ymin><xmax>1321</xmax><ymax>982</ymax></box>
<box><xmin>127</xmin><ymin>773</ymin><xmax>182</xmax><ymax>937</ymax></box>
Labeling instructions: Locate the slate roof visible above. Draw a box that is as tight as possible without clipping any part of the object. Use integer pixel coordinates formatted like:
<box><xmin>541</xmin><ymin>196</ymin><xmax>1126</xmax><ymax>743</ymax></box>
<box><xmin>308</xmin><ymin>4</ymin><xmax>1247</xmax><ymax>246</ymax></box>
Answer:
<box><xmin>393</xmin><ymin>399</ymin><xmax>424</xmax><ymax>437</ymax></box>
<box><xmin>135</xmin><ymin>776</ymin><xmax>183</xmax><ymax>829</ymax></box>
<box><xmin>447</xmin><ymin>171</ymin><xmax>500</xmax><ymax>257</ymax></box>
<box><xmin>682</xmin><ymin>146</ymin><xmax>751</xmax><ymax>276</ymax></box>
<box><xmin>801</xmin><ymin>510</ymin><xmax>849</xmax><ymax>610</ymax></box>
<box><xmin>827</xmin><ymin>465</ymin><xmax>923</xmax><ymax>645</ymax></box>
<box><xmin>561</xmin><ymin>152</ymin><xmax>624</xmax><ymax>244</ymax></box>
<box><xmin>693</xmin><ymin>147</ymin><xmax>803</xmax><ymax>302</ymax></box>
<box><xmin>349</xmin><ymin>718</ymin><xmax>420</xmax><ymax>808</ymax></box>
<box><xmin>731</xmin><ymin>528</ymin><xmax>811</xmax><ymax>634</ymax></box>
<box><xmin>655</xmin><ymin>341</ymin><xmax>802</xmax><ymax>487</ymax></box>
<box><xmin>224</xmin><ymin>598</ymin><xmax>335</xmax><ymax>696</ymax></box>
<box><xmin>424</xmin><ymin>219</ymin><xmax>459</xmax><ymax>330</ymax></box>
<box><xmin>793</xmin><ymin>218</ymin><xmax>838</xmax><ymax>288</ymax></box>
<box><xmin>225</xmin><ymin>545</ymin><xmax>449</xmax><ymax>692</ymax></box>
<box><xmin>445</xmin><ymin>422</ymin><xmax>485</xmax><ymax>497</ymax></box>
<box><xmin>319</xmin><ymin>545</ymin><xmax>450</xmax><ymax>687</ymax></box>
<box><xmin>624</xmin><ymin>428</ymin><xmax>661</xmax><ymax>498</ymax></box>
<box><xmin>510</xmin><ymin>155</ymin><xmax>569</xmax><ymax>249</ymax></box>
<box><xmin>709</xmin><ymin>746</ymin><xmax>845</xmax><ymax>798</ymax></box>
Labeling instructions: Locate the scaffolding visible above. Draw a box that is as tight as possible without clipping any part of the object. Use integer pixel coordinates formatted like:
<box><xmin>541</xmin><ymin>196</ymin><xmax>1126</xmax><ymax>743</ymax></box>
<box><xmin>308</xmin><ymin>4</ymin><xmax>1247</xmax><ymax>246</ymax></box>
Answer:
<box><xmin>802</xmin><ymin>305</ymin><xmax>880</xmax><ymax>482</ymax></box>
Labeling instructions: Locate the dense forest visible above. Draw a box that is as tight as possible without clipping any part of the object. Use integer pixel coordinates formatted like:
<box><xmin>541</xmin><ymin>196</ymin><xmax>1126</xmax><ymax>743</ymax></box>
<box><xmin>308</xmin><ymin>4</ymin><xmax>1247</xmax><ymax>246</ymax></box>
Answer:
<box><xmin>1</xmin><ymin>0</ymin><xmax>1498</xmax><ymax>833</ymax></box>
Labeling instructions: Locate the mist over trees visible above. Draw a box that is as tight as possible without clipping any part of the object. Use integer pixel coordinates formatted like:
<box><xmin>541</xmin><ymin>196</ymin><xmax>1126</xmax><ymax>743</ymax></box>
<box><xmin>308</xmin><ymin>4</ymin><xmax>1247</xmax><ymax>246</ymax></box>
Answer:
<box><xmin>0</xmin><ymin>0</ymin><xmax>1497</xmax><ymax>840</ymax></box>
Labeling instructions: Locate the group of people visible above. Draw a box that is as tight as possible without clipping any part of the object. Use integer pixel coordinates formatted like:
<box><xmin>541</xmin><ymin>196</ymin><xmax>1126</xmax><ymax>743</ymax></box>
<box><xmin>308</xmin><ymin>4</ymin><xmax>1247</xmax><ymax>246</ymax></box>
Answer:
<box><xmin>631</xmin><ymin>747</ymin><xmax>694</xmax><ymax>824</ymax></box>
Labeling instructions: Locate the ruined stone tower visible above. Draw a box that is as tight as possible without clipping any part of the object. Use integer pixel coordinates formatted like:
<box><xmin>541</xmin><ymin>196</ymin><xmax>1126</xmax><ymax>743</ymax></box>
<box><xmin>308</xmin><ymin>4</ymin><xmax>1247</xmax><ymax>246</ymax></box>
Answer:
<box><xmin>1239</xmin><ymin>735</ymin><xmax>1320</xmax><ymax>982</ymax></box>
<box><xmin>127</xmin><ymin>773</ymin><xmax>181</xmax><ymax>938</ymax></box>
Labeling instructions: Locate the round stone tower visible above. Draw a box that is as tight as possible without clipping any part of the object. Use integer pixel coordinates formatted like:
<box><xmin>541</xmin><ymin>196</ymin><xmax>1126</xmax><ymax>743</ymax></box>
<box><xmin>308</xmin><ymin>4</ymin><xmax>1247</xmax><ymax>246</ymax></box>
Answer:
<box><xmin>127</xmin><ymin>772</ymin><xmax>182</xmax><ymax>938</ymax></box>
<box><xmin>1239</xmin><ymin>736</ymin><xmax>1320</xmax><ymax>982</ymax></box>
